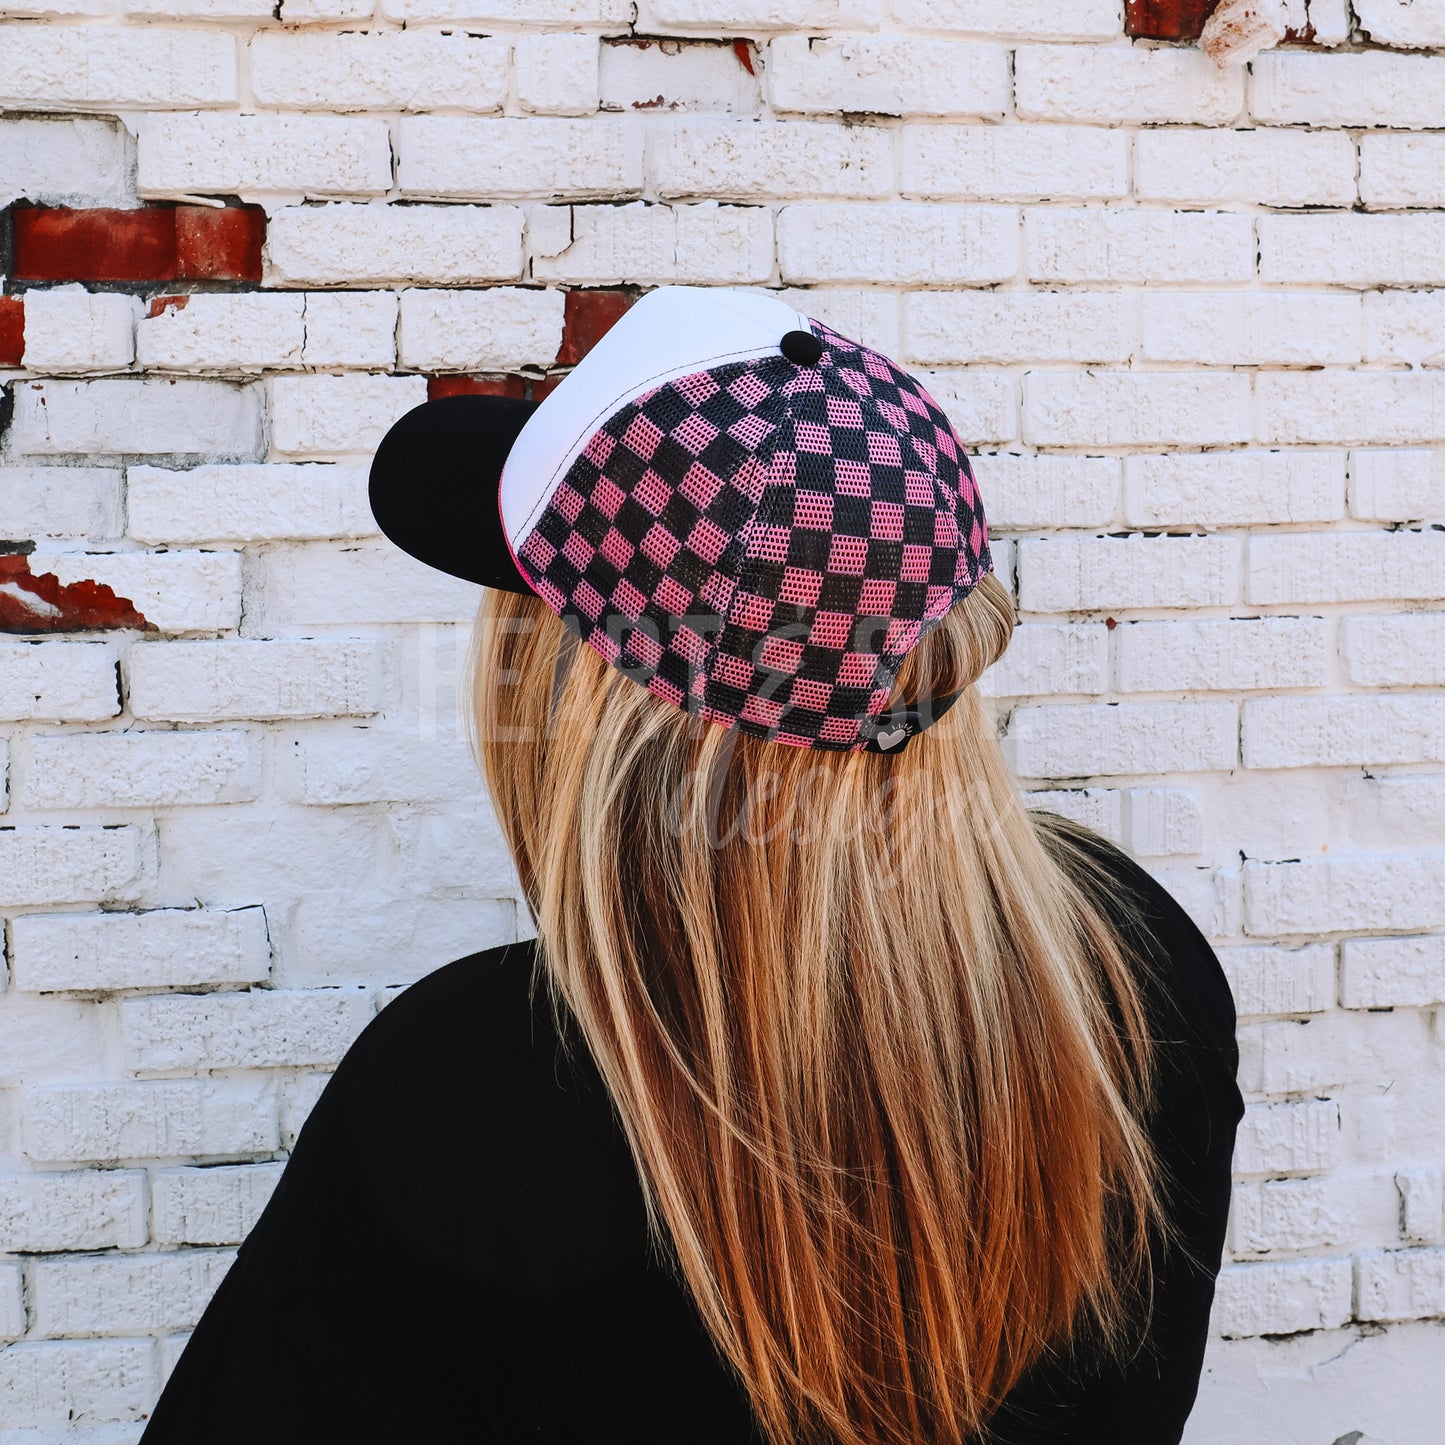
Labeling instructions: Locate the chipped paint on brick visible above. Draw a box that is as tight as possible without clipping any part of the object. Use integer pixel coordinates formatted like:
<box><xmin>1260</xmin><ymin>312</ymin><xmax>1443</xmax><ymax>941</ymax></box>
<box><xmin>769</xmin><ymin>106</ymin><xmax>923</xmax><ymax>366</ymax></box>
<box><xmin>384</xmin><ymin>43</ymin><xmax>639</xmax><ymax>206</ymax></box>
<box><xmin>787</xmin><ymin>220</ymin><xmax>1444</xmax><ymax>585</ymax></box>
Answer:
<box><xmin>0</xmin><ymin>296</ymin><xmax>26</xmax><ymax>367</ymax></box>
<box><xmin>1126</xmin><ymin>0</ymin><xmax>1219</xmax><ymax>39</ymax></box>
<box><xmin>427</xmin><ymin>374</ymin><xmax>528</xmax><ymax>402</ymax></box>
<box><xmin>0</xmin><ymin>552</ymin><xmax>155</xmax><ymax>633</ymax></box>
<box><xmin>558</xmin><ymin>288</ymin><xmax>635</xmax><ymax>367</ymax></box>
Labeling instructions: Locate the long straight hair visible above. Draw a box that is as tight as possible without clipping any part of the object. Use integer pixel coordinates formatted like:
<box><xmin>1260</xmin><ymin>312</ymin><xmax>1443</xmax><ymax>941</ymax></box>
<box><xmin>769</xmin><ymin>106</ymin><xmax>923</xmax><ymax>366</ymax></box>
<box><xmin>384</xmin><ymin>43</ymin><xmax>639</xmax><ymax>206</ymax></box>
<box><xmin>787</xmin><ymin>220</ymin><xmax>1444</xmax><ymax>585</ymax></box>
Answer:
<box><xmin>466</xmin><ymin>571</ymin><xmax>1165</xmax><ymax>1445</ymax></box>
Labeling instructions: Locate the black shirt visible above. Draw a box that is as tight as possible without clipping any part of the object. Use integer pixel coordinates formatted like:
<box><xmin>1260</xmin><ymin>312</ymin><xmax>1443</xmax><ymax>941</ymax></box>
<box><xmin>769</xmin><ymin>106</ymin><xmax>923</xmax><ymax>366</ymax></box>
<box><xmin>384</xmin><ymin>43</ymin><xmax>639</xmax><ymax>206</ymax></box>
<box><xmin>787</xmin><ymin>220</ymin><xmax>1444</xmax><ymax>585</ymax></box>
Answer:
<box><xmin>139</xmin><ymin>827</ymin><xmax>1243</xmax><ymax>1444</ymax></box>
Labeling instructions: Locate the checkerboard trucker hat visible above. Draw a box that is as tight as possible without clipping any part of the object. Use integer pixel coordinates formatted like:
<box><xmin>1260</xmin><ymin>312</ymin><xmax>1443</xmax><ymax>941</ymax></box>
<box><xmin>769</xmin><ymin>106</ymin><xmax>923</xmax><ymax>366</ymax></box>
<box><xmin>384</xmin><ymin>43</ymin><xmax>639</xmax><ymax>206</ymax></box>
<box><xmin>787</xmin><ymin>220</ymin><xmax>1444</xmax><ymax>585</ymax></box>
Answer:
<box><xmin>368</xmin><ymin>286</ymin><xmax>993</xmax><ymax>755</ymax></box>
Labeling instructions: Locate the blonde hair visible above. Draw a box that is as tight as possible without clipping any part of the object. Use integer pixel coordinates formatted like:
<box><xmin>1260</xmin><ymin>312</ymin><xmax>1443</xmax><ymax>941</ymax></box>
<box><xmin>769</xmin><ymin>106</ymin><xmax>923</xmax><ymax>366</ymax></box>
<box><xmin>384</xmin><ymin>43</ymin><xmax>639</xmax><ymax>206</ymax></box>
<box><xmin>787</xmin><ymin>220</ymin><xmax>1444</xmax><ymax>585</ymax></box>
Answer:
<box><xmin>466</xmin><ymin>570</ymin><xmax>1164</xmax><ymax>1445</ymax></box>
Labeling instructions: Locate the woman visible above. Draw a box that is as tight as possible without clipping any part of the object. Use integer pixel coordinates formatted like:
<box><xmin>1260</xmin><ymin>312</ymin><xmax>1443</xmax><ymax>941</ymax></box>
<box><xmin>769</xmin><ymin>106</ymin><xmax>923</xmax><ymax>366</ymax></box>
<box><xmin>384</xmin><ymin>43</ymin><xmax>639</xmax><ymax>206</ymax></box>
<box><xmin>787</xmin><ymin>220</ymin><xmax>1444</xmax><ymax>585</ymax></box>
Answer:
<box><xmin>140</xmin><ymin>288</ymin><xmax>1242</xmax><ymax>1445</ymax></box>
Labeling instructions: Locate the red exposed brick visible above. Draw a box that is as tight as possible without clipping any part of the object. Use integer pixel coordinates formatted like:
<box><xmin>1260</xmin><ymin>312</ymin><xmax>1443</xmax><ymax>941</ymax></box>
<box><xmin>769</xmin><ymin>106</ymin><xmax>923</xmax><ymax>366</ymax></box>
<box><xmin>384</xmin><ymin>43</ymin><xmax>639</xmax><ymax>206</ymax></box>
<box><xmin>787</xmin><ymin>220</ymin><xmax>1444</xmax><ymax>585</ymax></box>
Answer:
<box><xmin>1125</xmin><ymin>0</ymin><xmax>1217</xmax><ymax>39</ymax></box>
<box><xmin>175</xmin><ymin>205</ymin><xmax>266</xmax><ymax>282</ymax></box>
<box><xmin>732</xmin><ymin>39</ymin><xmax>756</xmax><ymax>76</ymax></box>
<box><xmin>148</xmin><ymin>295</ymin><xmax>191</xmax><ymax>319</ymax></box>
<box><xmin>558</xmin><ymin>289</ymin><xmax>635</xmax><ymax>367</ymax></box>
<box><xmin>427</xmin><ymin>375</ymin><xmax>529</xmax><ymax>402</ymax></box>
<box><xmin>13</xmin><ymin>206</ymin><xmax>179</xmax><ymax>283</ymax></box>
<box><xmin>0</xmin><ymin>297</ymin><xmax>23</xmax><ymax>367</ymax></box>
<box><xmin>12</xmin><ymin>204</ymin><xmax>266</xmax><ymax>284</ymax></box>
<box><xmin>531</xmin><ymin>373</ymin><xmax>567</xmax><ymax>402</ymax></box>
<box><xmin>0</xmin><ymin>555</ymin><xmax>155</xmax><ymax>633</ymax></box>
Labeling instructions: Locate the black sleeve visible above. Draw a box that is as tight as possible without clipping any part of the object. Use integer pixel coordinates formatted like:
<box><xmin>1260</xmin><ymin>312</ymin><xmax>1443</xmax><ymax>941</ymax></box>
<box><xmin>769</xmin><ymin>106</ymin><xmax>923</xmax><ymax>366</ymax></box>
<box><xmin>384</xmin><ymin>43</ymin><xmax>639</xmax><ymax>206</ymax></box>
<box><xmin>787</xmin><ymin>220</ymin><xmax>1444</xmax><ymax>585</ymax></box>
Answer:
<box><xmin>137</xmin><ymin>941</ymin><xmax>763</xmax><ymax>1445</ymax></box>
<box><xmin>982</xmin><ymin>833</ymin><xmax>1244</xmax><ymax>1445</ymax></box>
<box><xmin>136</xmin><ymin>953</ymin><xmax>523</xmax><ymax>1445</ymax></box>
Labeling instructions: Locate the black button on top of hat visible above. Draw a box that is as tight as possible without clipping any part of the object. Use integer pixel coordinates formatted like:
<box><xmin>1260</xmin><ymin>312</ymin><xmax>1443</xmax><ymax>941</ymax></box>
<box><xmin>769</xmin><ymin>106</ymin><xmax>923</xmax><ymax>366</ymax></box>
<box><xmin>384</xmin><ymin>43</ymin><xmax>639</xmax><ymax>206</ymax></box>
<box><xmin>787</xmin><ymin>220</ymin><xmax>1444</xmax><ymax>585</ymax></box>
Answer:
<box><xmin>780</xmin><ymin>329</ymin><xmax>823</xmax><ymax>365</ymax></box>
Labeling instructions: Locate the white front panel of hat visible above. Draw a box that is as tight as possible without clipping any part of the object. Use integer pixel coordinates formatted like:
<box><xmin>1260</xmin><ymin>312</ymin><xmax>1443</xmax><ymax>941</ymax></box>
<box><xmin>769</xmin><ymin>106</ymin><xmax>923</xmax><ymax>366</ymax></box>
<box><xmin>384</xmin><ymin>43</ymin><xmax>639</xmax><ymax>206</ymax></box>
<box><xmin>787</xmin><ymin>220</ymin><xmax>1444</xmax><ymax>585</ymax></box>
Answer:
<box><xmin>498</xmin><ymin>286</ymin><xmax>811</xmax><ymax>555</ymax></box>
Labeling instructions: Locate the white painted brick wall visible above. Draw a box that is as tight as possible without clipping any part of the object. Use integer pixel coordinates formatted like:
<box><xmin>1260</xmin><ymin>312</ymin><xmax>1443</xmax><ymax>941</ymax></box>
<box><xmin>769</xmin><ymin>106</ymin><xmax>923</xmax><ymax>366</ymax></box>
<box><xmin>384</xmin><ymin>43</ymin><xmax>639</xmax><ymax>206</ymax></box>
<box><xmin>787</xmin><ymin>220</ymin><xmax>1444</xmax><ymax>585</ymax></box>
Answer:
<box><xmin>602</xmin><ymin>38</ymin><xmax>761</xmax><ymax>116</ymax></box>
<box><xmin>3</xmin><ymin>12</ymin><xmax>1443</xmax><ymax>1442</ymax></box>
<box><xmin>1245</xmin><ymin>856</ymin><xmax>1445</xmax><ymax>936</ymax></box>
<box><xmin>397</xmin><ymin>116</ymin><xmax>643</xmax><ymax>199</ymax></box>
<box><xmin>248</xmin><ymin>32</ymin><xmax>510</xmax><ymax>113</ymax></box>
<box><xmin>268</xmin><ymin>373</ymin><xmax>428</xmax><ymax>457</ymax></box>
<box><xmin>1341</xmin><ymin>936</ymin><xmax>1445</xmax><ymax>1010</ymax></box>
<box><xmin>1115</xmin><ymin>617</ymin><xmax>1330</xmax><ymax>693</ymax></box>
<box><xmin>1018</xmin><ymin>536</ymin><xmax>1240</xmax><ymax>612</ymax></box>
<box><xmin>1354</xmin><ymin>0</ymin><xmax>1445</xmax><ymax>49</ymax></box>
<box><xmin>901</xmin><ymin>124</ymin><xmax>1128</xmax><ymax>202</ymax></box>
<box><xmin>1134</xmin><ymin>126</ymin><xmax>1357</xmax><ymax>207</ymax></box>
<box><xmin>120</xmin><ymin>989</ymin><xmax>373</xmax><ymax>1071</ymax></box>
<box><xmin>1022</xmin><ymin>370</ymin><xmax>1253</xmax><ymax>446</ymax></box>
<box><xmin>530</xmin><ymin>202</ymin><xmax>774</xmax><ymax>285</ymax></box>
<box><xmin>1015</xmin><ymin>44</ymin><xmax>1243</xmax><ymax>125</ymax></box>
<box><xmin>1005</xmin><ymin>701</ymin><xmax>1238</xmax><ymax>779</ymax></box>
<box><xmin>30</xmin><ymin>1252</ymin><xmax>236</xmax><ymax>1336</ymax></box>
<box><xmin>0</xmin><ymin>28</ymin><xmax>237</xmax><ymax>110</ymax></box>
<box><xmin>397</xmin><ymin>288</ymin><xmax>565</xmax><ymax>371</ymax></box>
<box><xmin>1247</xmin><ymin>531</ymin><xmax>1445</xmax><ymax>603</ymax></box>
<box><xmin>1230</xmin><ymin>1174</ymin><xmax>1360</xmax><ymax>1255</ymax></box>
<box><xmin>1139</xmin><ymin>290</ymin><xmax>1361</xmax><ymax>366</ymax></box>
<box><xmin>766</xmin><ymin>35</ymin><xmax>1010</xmax><ymax>118</ymax></box>
<box><xmin>22</xmin><ymin>288</ymin><xmax>140</xmax><ymax>375</ymax></box>
<box><xmin>0</xmin><ymin>644</ymin><xmax>120</xmax><ymax>722</ymax></box>
<box><xmin>1259</xmin><ymin>213</ymin><xmax>1445</xmax><ymax>287</ymax></box>
<box><xmin>151</xmin><ymin>1164</ymin><xmax>284</xmax><ymax>1246</ymax></box>
<box><xmin>0</xmin><ymin>1339</ymin><xmax>156</xmax><ymax>1429</ymax></box>
<box><xmin>126</xmin><ymin>463</ymin><xmax>376</xmax><ymax>544</ymax></box>
<box><xmin>777</xmin><ymin>203</ymin><xmax>1019</xmax><ymax>285</ymax></box>
<box><xmin>1026</xmin><ymin>207</ymin><xmax>1256</xmax><ymax>284</ymax></box>
<box><xmin>24</xmin><ymin>732</ymin><xmax>258</xmax><ymax>809</ymax></box>
<box><xmin>10</xmin><ymin>380</ymin><xmax>264</xmax><ymax>460</ymax></box>
<box><xmin>1235</xmin><ymin>1099</ymin><xmax>1341</xmax><ymax>1176</ymax></box>
<box><xmin>1359</xmin><ymin>134</ymin><xmax>1445</xmax><ymax>210</ymax></box>
<box><xmin>1123</xmin><ymin>450</ymin><xmax>1346</xmax><ymax>528</ymax></box>
<box><xmin>264</xmin><ymin>203</ymin><xmax>525</xmax><ymax>286</ymax></box>
<box><xmin>250</xmin><ymin>543</ymin><xmax>481</xmax><ymax>627</ymax></box>
<box><xmin>12</xmin><ymin>908</ymin><xmax>270</xmax><ymax>993</ymax></box>
<box><xmin>1356</xmin><ymin>1248</ymin><xmax>1445</xmax><ymax>1322</ymax></box>
<box><xmin>41</xmin><ymin>551</ymin><xmax>243</xmax><ymax>635</ymax></box>
<box><xmin>127</xmin><ymin>639</ymin><xmax>383</xmax><ymax>721</ymax></box>
<box><xmin>136</xmin><ymin>112</ymin><xmax>393</xmax><ymax>198</ymax></box>
<box><xmin>1363</xmin><ymin>291</ymin><xmax>1445</xmax><ymax>364</ymax></box>
<box><xmin>0</xmin><ymin>1174</ymin><xmax>148</xmax><ymax>1254</ymax></box>
<box><xmin>1342</xmin><ymin>614</ymin><xmax>1445</xmax><ymax>687</ymax></box>
<box><xmin>1395</xmin><ymin>1168</ymin><xmax>1445</xmax><ymax>1245</ymax></box>
<box><xmin>650</xmin><ymin>120</ymin><xmax>891</xmax><ymax>199</ymax></box>
<box><xmin>1250</xmin><ymin>50</ymin><xmax>1445</xmax><ymax>129</ymax></box>
<box><xmin>23</xmin><ymin>1083</ymin><xmax>277</xmax><ymax>1164</ymax></box>
<box><xmin>0</xmin><ymin>828</ymin><xmax>142</xmax><ymax>908</ymax></box>
<box><xmin>1212</xmin><ymin>1257</ymin><xmax>1353</xmax><ymax>1337</ymax></box>
<box><xmin>0</xmin><ymin>467</ymin><xmax>124</xmax><ymax>540</ymax></box>
<box><xmin>515</xmin><ymin>33</ymin><xmax>600</xmax><ymax>115</ymax></box>
<box><xmin>0</xmin><ymin>116</ymin><xmax>133</xmax><ymax>206</ymax></box>
<box><xmin>904</xmin><ymin>290</ymin><xmax>1131</xmax><ymax>365</ymax></box>
<box><xmin>1125</xmin><ymin>787</ymin><xmax>1205</xmax><ymax>858</ymax></box>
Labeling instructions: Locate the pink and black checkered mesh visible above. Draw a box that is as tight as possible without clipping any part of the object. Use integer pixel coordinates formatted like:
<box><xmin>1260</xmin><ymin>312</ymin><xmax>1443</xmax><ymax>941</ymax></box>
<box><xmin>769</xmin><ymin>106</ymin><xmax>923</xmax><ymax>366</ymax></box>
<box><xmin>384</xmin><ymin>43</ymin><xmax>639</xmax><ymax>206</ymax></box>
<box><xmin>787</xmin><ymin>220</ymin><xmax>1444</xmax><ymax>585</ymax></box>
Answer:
<box><xmin>513</xmin><ymin>318</ymin><xmax>992</xmax><ymax>752</ymax></box>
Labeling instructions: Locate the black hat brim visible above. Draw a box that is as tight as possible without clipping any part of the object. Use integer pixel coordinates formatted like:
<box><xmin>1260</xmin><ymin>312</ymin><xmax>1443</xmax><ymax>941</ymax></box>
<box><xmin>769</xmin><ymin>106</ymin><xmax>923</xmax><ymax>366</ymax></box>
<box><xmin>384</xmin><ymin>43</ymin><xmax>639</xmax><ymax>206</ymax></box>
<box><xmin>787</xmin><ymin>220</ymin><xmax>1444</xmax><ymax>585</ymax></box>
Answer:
<box><xmin>368</xmin><ymin>393</ymin><xmax>541</xmax><ymax>594</ymax></box>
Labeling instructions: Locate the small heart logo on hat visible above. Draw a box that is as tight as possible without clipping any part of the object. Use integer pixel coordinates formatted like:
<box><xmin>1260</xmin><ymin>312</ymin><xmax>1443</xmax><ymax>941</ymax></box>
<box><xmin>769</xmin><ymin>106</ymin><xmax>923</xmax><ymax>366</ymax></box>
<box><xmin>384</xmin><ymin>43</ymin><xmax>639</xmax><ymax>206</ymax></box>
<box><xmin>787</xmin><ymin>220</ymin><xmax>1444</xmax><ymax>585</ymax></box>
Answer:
<box><xmin>874</xmin><ymin>727</ymin><xmax>908</xmax><ymax>750</ymax></box>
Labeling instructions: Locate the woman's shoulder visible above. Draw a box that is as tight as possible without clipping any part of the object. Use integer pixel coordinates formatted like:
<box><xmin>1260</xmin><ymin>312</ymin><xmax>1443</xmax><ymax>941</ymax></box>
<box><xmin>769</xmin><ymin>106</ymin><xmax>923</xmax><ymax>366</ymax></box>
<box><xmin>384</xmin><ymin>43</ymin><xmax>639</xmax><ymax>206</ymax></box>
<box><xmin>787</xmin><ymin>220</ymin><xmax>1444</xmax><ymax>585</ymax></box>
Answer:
<box><xmin>347</xmin><ymin>935</ymin><xmax>548</xmax><ymax>1064</ymax></box>
<box><xmin>332</xmin><ymin>933</ymin><xmax>608</xmax><ymax>1140</ymax></box>
<box><xmin>318</xmin><ymin>936</ymin><xmax>651</xmax><ymax>1283</ymax></box>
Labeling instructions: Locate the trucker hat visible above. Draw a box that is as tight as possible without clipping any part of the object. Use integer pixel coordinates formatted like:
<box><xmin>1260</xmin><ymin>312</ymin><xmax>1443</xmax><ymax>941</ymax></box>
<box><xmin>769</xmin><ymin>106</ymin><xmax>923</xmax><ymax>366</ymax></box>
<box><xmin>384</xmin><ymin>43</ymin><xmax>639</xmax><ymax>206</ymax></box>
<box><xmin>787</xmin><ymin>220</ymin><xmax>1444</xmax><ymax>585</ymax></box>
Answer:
<box><xmin>368</xmin><ymin>286</ymin><xmax>992</xmax><ymax>755</ymax></box>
